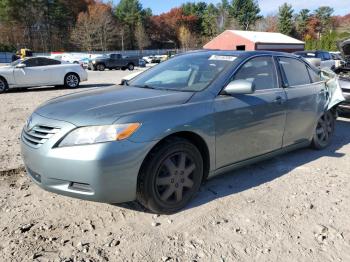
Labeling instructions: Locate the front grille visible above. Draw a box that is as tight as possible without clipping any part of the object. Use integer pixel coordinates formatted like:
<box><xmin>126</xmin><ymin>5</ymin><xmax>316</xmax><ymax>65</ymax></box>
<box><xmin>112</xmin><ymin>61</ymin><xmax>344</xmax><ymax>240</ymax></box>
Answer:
<box><xmin>22</xmin><ymin>125</ymin><xmax>60</xmax><ymax>148</ymax></box>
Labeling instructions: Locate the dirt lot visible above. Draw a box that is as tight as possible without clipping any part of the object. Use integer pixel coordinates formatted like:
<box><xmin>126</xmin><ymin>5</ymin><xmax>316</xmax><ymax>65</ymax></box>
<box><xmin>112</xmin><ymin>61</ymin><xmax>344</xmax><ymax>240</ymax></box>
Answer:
<box><xmin>1</xmin><ymin>70</ymin><xmax>350</xmax><ymax>261</ymax></box>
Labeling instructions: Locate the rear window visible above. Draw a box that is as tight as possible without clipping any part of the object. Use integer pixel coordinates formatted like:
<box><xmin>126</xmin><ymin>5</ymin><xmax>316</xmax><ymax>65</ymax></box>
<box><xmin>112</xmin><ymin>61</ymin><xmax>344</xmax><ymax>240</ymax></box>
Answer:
<box><xmin>278</xmin><ymin>57</ymin><xmax>311</xmax><ymax>87</ymax></box>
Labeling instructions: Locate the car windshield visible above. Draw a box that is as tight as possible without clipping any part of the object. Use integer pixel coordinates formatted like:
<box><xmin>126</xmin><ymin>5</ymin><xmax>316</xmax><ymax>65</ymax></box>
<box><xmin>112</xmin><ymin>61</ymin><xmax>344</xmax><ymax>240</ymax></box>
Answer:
<box><xmin>129</xmin><ymin>53</ymin><xmax>237</xmax><ymax>92</ymax></box>
<box><xmin>10</xmin><ymin>59</ymin><xmax>24</xmax><ymax>66</ymax></box>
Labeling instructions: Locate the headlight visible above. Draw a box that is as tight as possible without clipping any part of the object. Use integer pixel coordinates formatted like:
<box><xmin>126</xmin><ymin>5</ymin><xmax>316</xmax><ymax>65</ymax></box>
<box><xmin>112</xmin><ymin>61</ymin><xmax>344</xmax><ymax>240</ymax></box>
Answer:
<box><xmin>58</xmin><ymin>123</ymin><xmax>141</xmax><ymax>147</ymax></box>
<box><xmin>92</xmin><ymin>60</ymin><xmax>96</xmax><ymax>64</ymax></box>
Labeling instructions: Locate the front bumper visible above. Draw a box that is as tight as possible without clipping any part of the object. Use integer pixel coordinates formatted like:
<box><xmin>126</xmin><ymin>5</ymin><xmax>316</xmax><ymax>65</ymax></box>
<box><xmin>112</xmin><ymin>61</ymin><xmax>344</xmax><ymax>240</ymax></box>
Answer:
<box><xmin>21</xmin><ymin>113</ymin><xmax>156</xmax><ymax>203</ymax></box>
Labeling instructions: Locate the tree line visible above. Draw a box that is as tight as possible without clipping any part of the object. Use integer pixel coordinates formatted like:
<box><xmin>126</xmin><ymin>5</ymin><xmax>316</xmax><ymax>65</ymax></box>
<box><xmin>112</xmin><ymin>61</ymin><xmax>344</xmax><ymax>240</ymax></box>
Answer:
<box><xmin>0</xmin><ymin>0</ymin><xmax>349</xmax><ymax>52</ymax></box>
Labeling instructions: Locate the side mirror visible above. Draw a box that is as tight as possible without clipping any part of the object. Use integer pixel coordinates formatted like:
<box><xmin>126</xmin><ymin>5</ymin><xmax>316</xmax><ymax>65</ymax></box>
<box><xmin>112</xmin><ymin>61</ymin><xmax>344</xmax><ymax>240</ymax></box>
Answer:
<box><xmin>16</xmin><ymin>63</ymin><xmax>26</xmax><ymax>69</ymax></box>
<box><xmin>222</xmin><ymin>79</ymin><xmax>255</xmax><ymax>95</ymax></box>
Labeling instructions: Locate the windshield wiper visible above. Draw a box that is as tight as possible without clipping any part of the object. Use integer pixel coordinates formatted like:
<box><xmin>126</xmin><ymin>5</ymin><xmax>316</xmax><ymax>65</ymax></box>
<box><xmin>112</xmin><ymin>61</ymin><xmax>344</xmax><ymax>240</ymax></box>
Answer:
<box><xmin>133</xmin><ymin>84</ymin><xmax>157</xmax><ymax>90</ymax></box>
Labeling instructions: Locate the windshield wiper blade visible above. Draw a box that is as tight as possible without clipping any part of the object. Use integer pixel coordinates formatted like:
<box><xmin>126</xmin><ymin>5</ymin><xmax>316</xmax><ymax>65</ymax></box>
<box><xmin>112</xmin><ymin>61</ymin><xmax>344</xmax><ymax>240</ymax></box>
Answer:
<box><xmin>133</xmin><ymin>84</ymin><xmax>157</xmax><ymax>90</ymax></box>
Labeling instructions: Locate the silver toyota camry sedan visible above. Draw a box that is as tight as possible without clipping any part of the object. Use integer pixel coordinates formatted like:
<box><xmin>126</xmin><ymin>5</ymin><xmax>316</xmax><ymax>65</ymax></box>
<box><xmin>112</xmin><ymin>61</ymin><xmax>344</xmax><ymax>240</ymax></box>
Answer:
<box><xmin>21</xmin><ymin>51</ymin><xmax>336</xmax><ymax>213</ymax></box>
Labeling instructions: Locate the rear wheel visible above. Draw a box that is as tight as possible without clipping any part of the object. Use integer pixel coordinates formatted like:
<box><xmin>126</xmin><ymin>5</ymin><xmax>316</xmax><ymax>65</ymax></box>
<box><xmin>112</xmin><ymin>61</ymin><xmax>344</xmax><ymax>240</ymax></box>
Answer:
<box><xmin>64</xmin><ymin>73</ymin><xmax>80</xmax><ymax>88</ymax></box>
<box><xmin>96</xmin><ymin>64</ymin><xmax>105</xmax><ymax>71</ymax></box>
<box><xmin>312</xmin><ymin>111</ymin><xmax>335</xmax><ymax>149</ymax></box>
<box><xmin>137</xmin><ymin>137</ymin><xmax>203</xmax><ymax>214</ymax></box>
<box><xmin>0</xmin><ymin>77</ymin><xmax>8</xmax><ymax>94</ymax></box>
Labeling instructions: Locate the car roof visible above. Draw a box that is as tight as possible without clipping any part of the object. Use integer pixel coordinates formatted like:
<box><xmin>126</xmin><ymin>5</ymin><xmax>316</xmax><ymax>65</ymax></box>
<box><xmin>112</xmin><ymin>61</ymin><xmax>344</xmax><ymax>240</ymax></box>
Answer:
<box><xmin>178</xmin><ymin>49</ymin><xmax>301</xmax><ymax>59</ymax></box>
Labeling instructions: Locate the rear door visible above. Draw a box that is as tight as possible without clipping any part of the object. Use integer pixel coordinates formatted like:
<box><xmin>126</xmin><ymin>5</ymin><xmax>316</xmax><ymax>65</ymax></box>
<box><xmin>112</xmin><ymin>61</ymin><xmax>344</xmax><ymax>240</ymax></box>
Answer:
<box><xmin>276</xmin><ymin>56</ymin><xmax>327</xmax><ymax>146</ymax></box>
<box><xmin>37</xmin><ymin>58</ymin><xmax>63</xmax><ymax>84</ymax></box>
<box><xmin>214</xmin><ymin>56</ymin><xmax>287</xmax><ymax>168</ymax></box>
<box><xmin>110</xmin><ymin>54</ymin><xmax>122</xmax><ymax>67</ymax></box>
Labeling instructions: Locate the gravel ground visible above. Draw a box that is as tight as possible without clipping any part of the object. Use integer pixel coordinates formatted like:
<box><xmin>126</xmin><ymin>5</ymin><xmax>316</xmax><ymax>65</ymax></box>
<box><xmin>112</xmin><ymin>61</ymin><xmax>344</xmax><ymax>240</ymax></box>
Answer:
<box><xmin>1</xmin><ymin>69</ymin><xmax>350</xmax><ymax>261</ymax></box>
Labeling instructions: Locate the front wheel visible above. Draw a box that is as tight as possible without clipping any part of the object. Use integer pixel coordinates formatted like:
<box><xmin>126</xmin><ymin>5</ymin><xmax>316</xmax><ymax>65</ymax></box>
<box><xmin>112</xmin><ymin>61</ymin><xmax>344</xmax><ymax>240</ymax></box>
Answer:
<box><xmin>64</xmin><ymin>73</ymin><xmax>80</xmax><ymax>89</ymax></box>
<box><xmin>312</xmin><ymin>111</ymin><xmax>335</xmax><ymax>149</ymax></box>
<box><xmin>137</xmin><ymin>137</ymin><xmax>203</xmax><ymax>214</ymax></box>
<box><xmin>0</xmin><ymin>77</ymin><xmax>8</xmax><ymax>94</ymax></box>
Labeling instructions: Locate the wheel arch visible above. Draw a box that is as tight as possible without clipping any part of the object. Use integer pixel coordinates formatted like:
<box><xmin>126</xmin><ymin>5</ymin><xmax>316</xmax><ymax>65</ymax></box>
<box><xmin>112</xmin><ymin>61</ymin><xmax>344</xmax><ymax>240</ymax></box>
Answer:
<box><xmin>64</xmin><ymin>72</ymin><xmax>80</xmax><ymax>81</ymax></box>
<box><xmin>138</xmin><ymin>131</ymin><xmax>211</xmax><ymax>184</ymax></box>
<box><xmin>0</xmin><ymin>74</ymin><xmax>8</xmax><ymax>84</ymax></box>
<box><xmin>0</xmin><ymin>75</ymin><xmax>9</xmax><ymax>90</ymax></box>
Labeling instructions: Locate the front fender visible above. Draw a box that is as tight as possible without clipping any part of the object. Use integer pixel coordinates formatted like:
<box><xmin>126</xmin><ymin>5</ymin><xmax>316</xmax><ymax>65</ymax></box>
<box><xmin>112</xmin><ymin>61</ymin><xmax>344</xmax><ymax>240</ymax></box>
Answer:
<box><xmin>115</xmin><ymin>100</ymin><xmax>216</xmax><ymax>171</ymax></box>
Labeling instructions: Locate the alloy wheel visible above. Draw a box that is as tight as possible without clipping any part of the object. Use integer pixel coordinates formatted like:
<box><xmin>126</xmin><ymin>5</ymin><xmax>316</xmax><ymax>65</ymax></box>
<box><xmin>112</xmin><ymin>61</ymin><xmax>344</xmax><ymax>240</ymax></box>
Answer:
<box><xmin>316</xmin><ymin>113</ymin><xmax>334</xmax><ymax>145</ymax></box>
<box><xmin>0</xmin><ymin>79</ymin><xmax>6</xmax><ymax>92</ymax></box>
<box><xmin>97</xmin><ymin>64</ymin><xmax>105</xmax><ymax>71</ymax></box>
<box><xmin>66</xmin><ymin>74</ymin><xmax>79</xmax><ymax>88</ymax></box>
<box><xmin>155</xmin><ymin>152</ymin><xmax>196</xmax><ymax>204</ymax></box>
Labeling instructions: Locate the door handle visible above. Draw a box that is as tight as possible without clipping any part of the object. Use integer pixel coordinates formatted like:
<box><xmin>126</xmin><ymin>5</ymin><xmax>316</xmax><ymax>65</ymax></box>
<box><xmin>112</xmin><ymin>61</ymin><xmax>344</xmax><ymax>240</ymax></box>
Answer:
<box><xmin>274</xmin><ymin>96</ymin><xmax>284</xmax><ymax>105</ymax></box>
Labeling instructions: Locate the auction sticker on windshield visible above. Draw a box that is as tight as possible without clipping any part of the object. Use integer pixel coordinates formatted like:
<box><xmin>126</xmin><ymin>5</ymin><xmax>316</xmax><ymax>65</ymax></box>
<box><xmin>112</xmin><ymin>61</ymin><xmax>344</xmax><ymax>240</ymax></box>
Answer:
<box><xmin>209</xmin><ymin>55</ymin><xmax>237</xmax><ymax>61</ymax></box>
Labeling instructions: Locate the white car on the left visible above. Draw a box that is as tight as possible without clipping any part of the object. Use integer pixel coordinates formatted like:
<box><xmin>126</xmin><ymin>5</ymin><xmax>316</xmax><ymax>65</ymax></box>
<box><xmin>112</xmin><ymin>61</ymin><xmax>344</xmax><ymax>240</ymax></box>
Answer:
<box><xmin>0</xmin><ymin>57</ymin><xmax>88</xmax><ymax>93</ymax></box>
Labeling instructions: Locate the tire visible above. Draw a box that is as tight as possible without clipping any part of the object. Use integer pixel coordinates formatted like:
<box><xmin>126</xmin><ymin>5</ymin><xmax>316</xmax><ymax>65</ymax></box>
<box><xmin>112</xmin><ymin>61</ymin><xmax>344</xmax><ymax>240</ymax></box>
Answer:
<box><xmin>312</xmin><ymin>111</ymin><xmax>335</xmax><ymax>150</ymax></box>
<box><xmin>137</xmin><ymin>137</ymin><xmax>203</xmax><ymax>214</ymax></box>
<box><xmin>127</xmin><ymin>63</ymin><xmax>135</xmax><ymax>71</ymax></box>
<box><xmin>64</xmin><ymin>73</ymin><xmax>80</xmax><ymax>89</ymax></box>
<box><xmin>96</xmin><ymin>64</ymin><xmax>105</xmax><ymax>71</ymax></box>
<box><xmin>0</xmin><ymin>77</ymin><xmax>8</xmax><ymax>94</ymax></box>
<box><xmin>121</xmin><ymin>67</ymin><xmax>127</xmax><ymax>71</ymax></box>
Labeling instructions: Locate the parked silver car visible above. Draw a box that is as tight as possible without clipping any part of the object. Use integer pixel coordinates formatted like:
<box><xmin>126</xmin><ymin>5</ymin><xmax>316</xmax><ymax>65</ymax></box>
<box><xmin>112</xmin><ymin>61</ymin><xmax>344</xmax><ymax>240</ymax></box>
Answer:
<box><xmin>21</xmin><ymin>51</ymin><xmax>336</xmax><ymax>213</ymax></box>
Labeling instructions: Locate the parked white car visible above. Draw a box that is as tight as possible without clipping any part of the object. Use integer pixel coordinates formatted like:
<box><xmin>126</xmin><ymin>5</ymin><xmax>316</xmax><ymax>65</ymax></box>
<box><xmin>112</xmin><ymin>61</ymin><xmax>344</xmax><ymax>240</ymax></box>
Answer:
<box><xmin>0</xmin><ymin>57</ymin><xmax>88</xmax><ymax>93</ymax></box>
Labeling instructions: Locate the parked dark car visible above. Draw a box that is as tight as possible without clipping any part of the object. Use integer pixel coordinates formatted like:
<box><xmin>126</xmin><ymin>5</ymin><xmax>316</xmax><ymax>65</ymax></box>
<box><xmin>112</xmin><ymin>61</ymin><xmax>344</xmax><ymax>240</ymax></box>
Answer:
<box><xmin>21</xmin><ymin>50</ymin><xmax>337</xmax><ymax>214</ymax></box>
<box><xmin>294</xmin><ymin>50</ymin><xmax>336</xmax><ymax>70</ymax></box>
<box><xmin>88</xmin><ymin>53</ymin><xmax>139</xmax><ymax>71</ymax></box>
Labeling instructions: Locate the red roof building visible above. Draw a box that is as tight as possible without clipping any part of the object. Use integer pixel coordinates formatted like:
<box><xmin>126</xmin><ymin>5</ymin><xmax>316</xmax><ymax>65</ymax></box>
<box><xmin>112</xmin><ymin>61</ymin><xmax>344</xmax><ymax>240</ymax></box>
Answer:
<box><xmin>204</xmin><ymin>30</ymin><xmax>305</xmax><ymax>53</ymax></box>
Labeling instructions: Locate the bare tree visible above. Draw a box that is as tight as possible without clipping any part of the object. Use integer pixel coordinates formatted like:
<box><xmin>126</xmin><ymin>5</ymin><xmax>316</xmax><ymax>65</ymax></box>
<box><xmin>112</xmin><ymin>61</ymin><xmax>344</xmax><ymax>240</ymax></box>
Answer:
<box><xmin>135</xmin><ymin>21</ymin><xmax>150</xmax><ymax>52</ymax></box>
<box><xmin>71</xmin><ymin>3</ymin><xmax>117</xmax><ymax>51</ymax></box>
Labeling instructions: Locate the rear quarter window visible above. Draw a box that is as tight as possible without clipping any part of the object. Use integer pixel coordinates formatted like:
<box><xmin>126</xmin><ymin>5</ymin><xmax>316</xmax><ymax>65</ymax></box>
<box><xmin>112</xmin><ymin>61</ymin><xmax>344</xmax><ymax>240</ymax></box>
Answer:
<box><xmin>307</xmin><ymin>67</ymin><xmax>321</xmax><ymax>83</ymax></box>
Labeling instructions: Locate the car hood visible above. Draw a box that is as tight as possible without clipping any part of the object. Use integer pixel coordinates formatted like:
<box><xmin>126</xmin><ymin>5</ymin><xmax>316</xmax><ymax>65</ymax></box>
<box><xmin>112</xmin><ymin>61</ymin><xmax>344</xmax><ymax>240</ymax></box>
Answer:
<box><xmin>35</xmin><ymin>86</ymin><xmax>194</xmax><ymax>126</ymax></box>
<box><xmin>339</xmin><ymin>39</ymin><xmax>350</xmax><ymax>60</ymax></box>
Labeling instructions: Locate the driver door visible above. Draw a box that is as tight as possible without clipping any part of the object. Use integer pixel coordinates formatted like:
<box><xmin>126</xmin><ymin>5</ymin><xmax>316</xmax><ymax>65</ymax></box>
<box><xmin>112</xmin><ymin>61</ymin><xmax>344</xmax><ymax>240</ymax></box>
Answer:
<box><xmin>13</xmin><ymin>58</ymin><xmax>46</xmax><ymax>86</ymax></box>
<box><xmin>214</xmin><ymin>56</ymin><xmax>287</xmax><ymax>168</ymax></box>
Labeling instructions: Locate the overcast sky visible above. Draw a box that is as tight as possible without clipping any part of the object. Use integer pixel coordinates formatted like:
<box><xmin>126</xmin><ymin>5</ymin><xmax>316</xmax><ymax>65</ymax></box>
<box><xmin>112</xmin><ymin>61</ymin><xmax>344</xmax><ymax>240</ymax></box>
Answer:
<box><xmin>131</xmin><ymin>0</ymin><xmax>350</xmax><ymax>16</ymax></box>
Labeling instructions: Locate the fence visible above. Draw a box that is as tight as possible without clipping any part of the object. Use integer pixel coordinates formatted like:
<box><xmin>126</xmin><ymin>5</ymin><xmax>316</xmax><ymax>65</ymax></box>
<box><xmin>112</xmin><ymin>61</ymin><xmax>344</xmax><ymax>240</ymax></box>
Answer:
<box><xmin>34</xmin><ymin>49</ymin><xmax>185</xmax><ymax>58</ymax></box>
<box><xmin>0</xmin><ymin>52</ymin><xmax>14</xmax><ymax>63</ymax></box>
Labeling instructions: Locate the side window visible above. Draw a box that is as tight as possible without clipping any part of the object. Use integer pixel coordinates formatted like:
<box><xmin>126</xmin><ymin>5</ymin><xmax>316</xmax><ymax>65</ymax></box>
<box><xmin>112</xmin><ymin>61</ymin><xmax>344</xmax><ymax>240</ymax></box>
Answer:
<box><xmin>23</xmin><ymin>58</ymin><xmax>40</xmax><ymax>67</ymax></box>
<box><xmin>232</xmin><ymin>56</ymin><xmax>277</xmax><ymax>90</ymax></box>
<box><xmin>36</xmin><ymin>58</ymin><xmax>52</xmax><ymax>66</ymax></box>
<box><xmin>278</xmin><ymin>57</ymin><xmax>311</xmax><ymax>87</ymax></box>
<box><xmin>45</xmin><ymin>58</ymin><xmax>61</xmax><ymax>65</ymax></box>
<box><xmin>111</xmin><ymin>54</ymin><xmax>121</xmax><ymax>59</ymax></box>
<box><xmin>307</xmin><ymin>67</ymin><xmax>321</xmax><ymax>83</ymax></box>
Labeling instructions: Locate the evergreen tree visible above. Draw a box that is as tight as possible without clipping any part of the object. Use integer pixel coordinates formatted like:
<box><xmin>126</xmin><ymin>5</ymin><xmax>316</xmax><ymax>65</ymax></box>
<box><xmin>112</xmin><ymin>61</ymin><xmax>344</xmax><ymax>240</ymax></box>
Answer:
<box><xmin>230</xmin><ymin>0</ymin><xmax>262</xmax><ymax>30</ymax></box>
<box><xmin>278</xmin><ymin>3</ymin><xmax>294</xmax><ymax>35</ymax></box>
<box><xmin>296</xmin><ymin>9</ymin><xmax>310</xmax><ymax>39</ymax></box>
<box><xmin>315</xmin><ymin>6</ymin><xmax>334</xmax><ymax>36</ymax></box>
<box><xmin>202</xmin><ymin>4</ymin><xmax>219</xmax><ymax>37</ymax></box>
<box><xmin>217</xmin><ymin>0</ymin><xmax>231</xmax><ymax>31</ymax></box>
<box><xmin>115</xmin><ymin>0</ymin><xmax>143</xmax><ymax>49</ymax></box>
